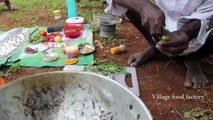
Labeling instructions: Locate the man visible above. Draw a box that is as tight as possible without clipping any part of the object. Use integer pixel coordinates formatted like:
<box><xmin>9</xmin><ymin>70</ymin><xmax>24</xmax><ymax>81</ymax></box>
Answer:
<box><xmin>105</xmin><ymin>0</ymin><xmax>213</xmax><ymax>89</ymax></box>
<box><xmin>0</xmin><ymin>0</ymin><xmax>16</xmax><ymax>11</ymax></box>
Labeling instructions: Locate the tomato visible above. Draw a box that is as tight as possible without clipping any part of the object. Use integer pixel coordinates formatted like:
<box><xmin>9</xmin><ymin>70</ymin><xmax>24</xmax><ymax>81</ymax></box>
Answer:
<box><xmin>39</xmin><ymin>30</ymin><xmax>47</xmax><ymax>36</ymax></box>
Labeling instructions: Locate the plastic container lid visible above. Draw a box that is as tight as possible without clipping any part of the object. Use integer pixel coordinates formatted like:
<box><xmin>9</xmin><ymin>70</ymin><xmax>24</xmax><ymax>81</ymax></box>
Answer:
<box><xmin>66</xmin><ymin>17</ymin><xmax>85</xmax><ymax>24</ymax></box>
<box><xmin>53</xmin><ymin>10</ymin><xmax>61</xmax><ymax>14</ymax></box>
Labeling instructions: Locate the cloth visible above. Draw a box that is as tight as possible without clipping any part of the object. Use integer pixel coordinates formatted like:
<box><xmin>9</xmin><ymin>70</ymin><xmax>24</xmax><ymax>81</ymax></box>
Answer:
<box><xmin>0</xmin><ymin>25</ymin><xmax>94</xmax><ymax>67</ymax></box>
<box><xmin>105</xmin><ymin>0</ymin><xmax>128</xmax><ymax>17</ymax></box>
<box><xmin>105</xmin><ymin>0</ymin><xmax>213</xmax><ymax>55</ymax></box>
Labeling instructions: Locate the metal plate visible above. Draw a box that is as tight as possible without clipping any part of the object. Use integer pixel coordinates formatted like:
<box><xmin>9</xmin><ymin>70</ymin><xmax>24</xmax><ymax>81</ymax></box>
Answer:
<box><xmin>0</xmin><ymin>27</ymin><xmax>30</xmax><ymax>60</ymax></box>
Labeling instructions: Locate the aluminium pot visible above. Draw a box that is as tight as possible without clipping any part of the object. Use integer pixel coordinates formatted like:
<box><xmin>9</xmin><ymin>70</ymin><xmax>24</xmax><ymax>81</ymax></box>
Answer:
<box><xmin>0</xmin><ymin>71</ymin><xmax>152</xmax><ymax>120</ymax></box>
<box><xmin>100</xmin><ymin>21</ymin><xmax>116</xmax><ymax>38</ymax></box>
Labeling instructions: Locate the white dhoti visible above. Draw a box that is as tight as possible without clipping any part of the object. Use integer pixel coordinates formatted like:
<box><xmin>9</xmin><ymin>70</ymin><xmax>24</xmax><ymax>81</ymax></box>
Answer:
<box><xmin>105</xmin><ymin>0</ymin><xmax>213</xmax><ymax>55</ymax></box>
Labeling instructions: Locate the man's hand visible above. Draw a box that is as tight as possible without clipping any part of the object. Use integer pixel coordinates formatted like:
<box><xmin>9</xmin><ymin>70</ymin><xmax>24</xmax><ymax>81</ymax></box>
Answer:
<box><xmin>156</xmin><ymin>31</ymin><xmax>189</xmax><ymax>57</ymax></box>
<box><xmin>140</xmin><ymin>2</ymin><xmax>165</xmax><ymax>36</ymax></box>
<box><xmin>155</xmin><ymin>19</ymin><xmax>201</xmax><ymax>57</ymax></box>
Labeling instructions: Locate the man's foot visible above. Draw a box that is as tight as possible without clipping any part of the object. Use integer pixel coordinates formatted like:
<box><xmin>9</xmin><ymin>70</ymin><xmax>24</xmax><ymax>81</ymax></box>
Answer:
<box><xmin>5</xmin><ymin>1</ymin><xmax>17</xmax><ymax>11</ymax></box>
<box><xmin>206</xmin><ymin>54</ymin><xmax>213</xmax><ymax>65</ymax></box>
<box><xmin>128</xmin><ymin>46</ymin><xmax>156</xmax><ymax>67</ymax></box>
<box><xmin>8</xmin><ymin>5</ymin><xmax>16</xmax><ymax>11</ymax></box>
<box><xmin>184</xmin><ymin>58</ymin><xmax>209</xmax><ymax>89</ymax></box>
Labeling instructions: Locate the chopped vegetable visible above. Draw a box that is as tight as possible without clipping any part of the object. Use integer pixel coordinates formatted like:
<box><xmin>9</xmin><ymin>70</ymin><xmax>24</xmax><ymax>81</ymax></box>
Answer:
<box><xmin>67</xmin><ymin>29</ymin><xmax>78</xmax><ymax>32</ymax></box>
<box><xmin>29</xmin><ymin>35</ymin><xmax>44</xmax><ymax>43</ymax></box>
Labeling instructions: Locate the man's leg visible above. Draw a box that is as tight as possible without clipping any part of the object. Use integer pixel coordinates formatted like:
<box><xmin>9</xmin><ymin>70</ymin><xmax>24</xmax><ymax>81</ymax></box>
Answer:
<box><xmin>184</xmin><ymin>20</ymin><xmax>213</xmax><ymax>89</ymax></box>
<box><xmin>5</xmin><ymin>0</ymin><xmax>16</xmax><ymax>11</ymax></box>
<box><xmin>125</xmin><ymin>10</ymin><xmax>161</xmax><ymax>67</ymax></box>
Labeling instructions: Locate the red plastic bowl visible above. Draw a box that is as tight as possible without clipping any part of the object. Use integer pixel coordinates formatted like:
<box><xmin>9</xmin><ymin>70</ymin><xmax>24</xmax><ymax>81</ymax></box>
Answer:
<box><xmin>63</xmin><ymin>25</ymin><xmax>82</xmax><ymax>38</ymax></box>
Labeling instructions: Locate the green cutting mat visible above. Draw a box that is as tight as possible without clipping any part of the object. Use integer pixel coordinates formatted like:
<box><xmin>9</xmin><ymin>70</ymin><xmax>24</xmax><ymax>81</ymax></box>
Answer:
<box><xmin>0</xmin><ymin>26</ymin><xmax>94</xmax><ymax>67</ymax></box>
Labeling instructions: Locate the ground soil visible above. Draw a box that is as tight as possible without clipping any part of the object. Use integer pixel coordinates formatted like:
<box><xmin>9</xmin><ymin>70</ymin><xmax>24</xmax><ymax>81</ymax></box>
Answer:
<box><xmin>1</xmin><ymin>8</ymin><xmax>213</xmax><ymax>120</ymax></box>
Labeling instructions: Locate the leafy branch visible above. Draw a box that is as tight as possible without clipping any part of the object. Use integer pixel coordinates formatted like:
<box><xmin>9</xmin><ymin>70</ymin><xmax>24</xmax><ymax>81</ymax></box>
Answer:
<box><xmin>181</xmin><ymin>105</ymin><xmax>212</xmax><ymax>120</ymax></box>
<box><xmin>0</xmin><ymin>63</ymin><xmax>21</xmax><ymax>77</ymax></box>
<box><xmin>84</xmin><ymin>59</ymin><xmax>125</xmax><ymax>75</ymax></box>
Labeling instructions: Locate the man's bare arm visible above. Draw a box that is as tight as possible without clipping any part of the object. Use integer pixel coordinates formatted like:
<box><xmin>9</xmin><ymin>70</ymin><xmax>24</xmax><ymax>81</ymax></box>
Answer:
<box><xmin>179</xmin><ymin>20</ymin><xmax>201</xmax><ymax>40</ymax></box>
<box><xmin>114</xmin><ymin>0</ymin><xmax>151</xmax><ymax>12</ymax></box>
<box><xmin>113</xmin><ymin>0</ymin><xmax>165</xmax><ymax>35</ymax></box>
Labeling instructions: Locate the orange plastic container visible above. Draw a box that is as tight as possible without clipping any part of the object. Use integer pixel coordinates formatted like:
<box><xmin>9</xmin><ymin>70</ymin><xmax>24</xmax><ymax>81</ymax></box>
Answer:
<box><xmin>0</xmin><ymin>77</ymin><xmax>5</xmax><ymax>86</ymax></box>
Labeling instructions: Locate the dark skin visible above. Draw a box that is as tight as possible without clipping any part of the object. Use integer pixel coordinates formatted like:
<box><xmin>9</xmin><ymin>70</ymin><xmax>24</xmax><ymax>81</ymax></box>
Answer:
<box><xmin>156</xmin><ymin>20</ymin><xmax>201</xmax><ymax>57</ymax></box>
<box><xmin>114</xmin><ymin>0</ymin><xmax>165</xmax><ymax>36</ymax></box>
<box><xmin>0</xmin><ymin>0</ymin><xmax>16</xmax><ymax>11</ymax></box>
<box><xmin>114</xmin><ymin>0</ymin><xmax>213</xmax><ymax>89</ymax></box>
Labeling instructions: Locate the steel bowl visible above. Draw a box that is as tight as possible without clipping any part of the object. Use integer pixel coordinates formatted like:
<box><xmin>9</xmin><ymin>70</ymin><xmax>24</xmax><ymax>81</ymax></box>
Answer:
<box><xmin>0</xmin><ymin>71</ymin><xmax>152</xmax><ymax>120</ymax></box>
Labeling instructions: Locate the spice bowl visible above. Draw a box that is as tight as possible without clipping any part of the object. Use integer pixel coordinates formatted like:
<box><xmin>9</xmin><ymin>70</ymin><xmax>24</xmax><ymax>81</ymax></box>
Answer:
<box><xmin>78</xmin><ymin>43</ymin><xmax>95</xmax><ymax>55</ymax></box>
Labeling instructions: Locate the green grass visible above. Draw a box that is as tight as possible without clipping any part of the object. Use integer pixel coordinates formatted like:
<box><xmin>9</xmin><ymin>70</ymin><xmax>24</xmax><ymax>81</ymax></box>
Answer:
<box><xmin>79</xmin><ymin>0</ymin><xmax>103</xmax><ymax>8</ymax></box>
<box><xmin>0</xmin><ymin>0</ymin><xmax>66</xmax><ymax>30</ymax></box>
<box><xmin>181</xmin><ymin>105</ymin><xmax>212</xmax><ymax>120</ymax></box>
<box><xmin>79</xmin><ymin>9</ymin><xmax>97</xmax><ymax>23</ymax></box>
<box><xmin>11</xmin><ymin>0</ymin><xmax>66</xmax><ymax>12</ymax></box>
<box><xmin>0</xmin><ymin>0</ymin><xmax>104</xmax><ymax>31</ymax></box>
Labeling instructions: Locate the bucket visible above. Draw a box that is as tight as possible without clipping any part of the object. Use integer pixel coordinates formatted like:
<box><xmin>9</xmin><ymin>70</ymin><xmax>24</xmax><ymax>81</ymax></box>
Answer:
<box><xmin>100</xmin><ymin>21</ymin><xmax>116</xmax><ymax>38</ymax></box>
<box><xmin>0</xmin><ymin>71</ymin><xmax>153</xmax><ymax>120</ymax></box>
